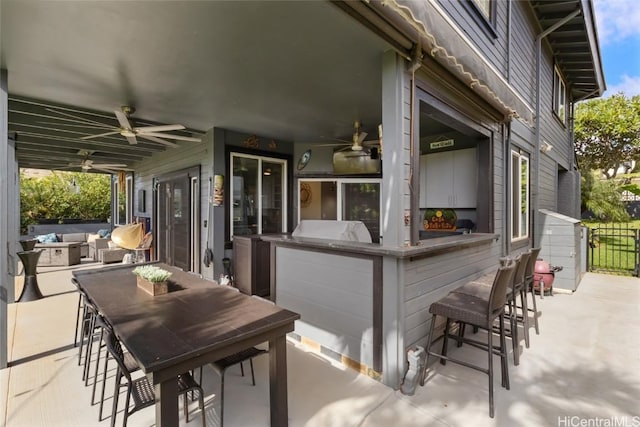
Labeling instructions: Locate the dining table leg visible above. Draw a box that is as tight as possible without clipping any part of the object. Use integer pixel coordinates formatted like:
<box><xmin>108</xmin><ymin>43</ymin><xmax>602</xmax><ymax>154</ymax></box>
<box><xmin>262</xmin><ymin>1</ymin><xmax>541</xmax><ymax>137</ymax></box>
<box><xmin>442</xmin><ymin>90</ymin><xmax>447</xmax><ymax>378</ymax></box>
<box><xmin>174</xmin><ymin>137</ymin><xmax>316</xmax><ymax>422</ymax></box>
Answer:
<box><xmin>154</xmin><ymin>376</ymin><xmax>179</xmax><ymax>426</ymax></box>
<box><xmin>270</xmin><ymin>334</ymin><xmax>289</xmax><ymax>426</ymax></box>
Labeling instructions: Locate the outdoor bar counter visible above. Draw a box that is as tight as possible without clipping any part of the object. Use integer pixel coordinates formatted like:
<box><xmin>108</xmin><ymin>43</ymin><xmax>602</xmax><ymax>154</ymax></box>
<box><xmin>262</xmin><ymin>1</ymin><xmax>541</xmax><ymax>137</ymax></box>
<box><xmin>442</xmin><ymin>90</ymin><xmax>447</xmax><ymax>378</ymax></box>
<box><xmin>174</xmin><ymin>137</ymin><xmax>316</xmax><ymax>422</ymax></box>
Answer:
<box><xmin>261</xmin><ymin>232</ymin><xmax>500</xmax><ymax>388</ymax></box>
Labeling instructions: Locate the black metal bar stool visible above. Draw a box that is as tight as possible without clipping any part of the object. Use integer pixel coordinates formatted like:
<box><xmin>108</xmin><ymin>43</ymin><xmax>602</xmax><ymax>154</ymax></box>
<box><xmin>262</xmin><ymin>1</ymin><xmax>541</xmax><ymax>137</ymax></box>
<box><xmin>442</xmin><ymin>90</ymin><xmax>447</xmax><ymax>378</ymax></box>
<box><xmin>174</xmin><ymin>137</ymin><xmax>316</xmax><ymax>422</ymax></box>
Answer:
<box><xmin>419</xmin><ymin>263</ymin><xmax>516</xmax><ymax>418</ymax></box>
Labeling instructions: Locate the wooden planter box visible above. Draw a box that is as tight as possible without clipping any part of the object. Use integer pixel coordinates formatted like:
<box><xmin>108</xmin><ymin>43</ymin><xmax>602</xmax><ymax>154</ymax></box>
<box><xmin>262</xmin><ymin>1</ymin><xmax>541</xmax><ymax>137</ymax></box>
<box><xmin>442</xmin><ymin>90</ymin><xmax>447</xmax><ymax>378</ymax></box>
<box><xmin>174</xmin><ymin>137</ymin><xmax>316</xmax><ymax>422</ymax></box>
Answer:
<box><xmin>136</xmin><ymin>276</ymin><xmax>168</xmax><ymax>296</ymax></box>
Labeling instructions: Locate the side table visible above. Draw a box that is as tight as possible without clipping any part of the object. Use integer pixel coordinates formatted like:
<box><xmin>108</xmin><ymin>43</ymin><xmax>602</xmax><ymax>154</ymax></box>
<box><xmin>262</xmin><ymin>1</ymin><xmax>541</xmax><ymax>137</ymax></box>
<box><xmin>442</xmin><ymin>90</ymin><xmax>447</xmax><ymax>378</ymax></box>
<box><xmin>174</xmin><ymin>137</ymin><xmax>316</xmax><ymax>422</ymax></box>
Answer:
<box><xmin>17</xmin><ymin>250</ymin><xmax>45</xmax><ymax>302</ymax></box>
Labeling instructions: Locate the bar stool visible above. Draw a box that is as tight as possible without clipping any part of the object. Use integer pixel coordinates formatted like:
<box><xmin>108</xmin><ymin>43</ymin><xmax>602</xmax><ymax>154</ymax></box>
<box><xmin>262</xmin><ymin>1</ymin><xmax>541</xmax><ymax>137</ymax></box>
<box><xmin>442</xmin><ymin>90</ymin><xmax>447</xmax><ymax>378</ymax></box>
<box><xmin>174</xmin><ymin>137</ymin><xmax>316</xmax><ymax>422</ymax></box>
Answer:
<box><xmin>419</xmin><ymin>263</ymin><xmax>516</xmax><ymax>418</ymax></box>
<box><xmin>525</xmin><ymin>247</ymin><xmax>542</xmax><ymax>335</ymax></box>
<box><xmin>452</xmin><ymin>253</ymin><xmax>530</xmax><ymax>364</ymax></box>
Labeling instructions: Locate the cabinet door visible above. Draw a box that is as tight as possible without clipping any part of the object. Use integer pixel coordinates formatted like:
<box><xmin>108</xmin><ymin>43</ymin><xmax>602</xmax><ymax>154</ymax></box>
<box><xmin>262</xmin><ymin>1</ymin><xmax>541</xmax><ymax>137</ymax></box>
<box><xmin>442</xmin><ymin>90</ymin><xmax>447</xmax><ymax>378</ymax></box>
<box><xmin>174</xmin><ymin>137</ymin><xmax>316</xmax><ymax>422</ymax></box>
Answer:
<box><xmin>424</xmin><ymin>151</ymin><xmax>453</xmax><ymax>207</ymax></box>
<box><xmin>452</xmin><ymin>148</ymin><xmax>477</xmax><ymax>208</ymax></box>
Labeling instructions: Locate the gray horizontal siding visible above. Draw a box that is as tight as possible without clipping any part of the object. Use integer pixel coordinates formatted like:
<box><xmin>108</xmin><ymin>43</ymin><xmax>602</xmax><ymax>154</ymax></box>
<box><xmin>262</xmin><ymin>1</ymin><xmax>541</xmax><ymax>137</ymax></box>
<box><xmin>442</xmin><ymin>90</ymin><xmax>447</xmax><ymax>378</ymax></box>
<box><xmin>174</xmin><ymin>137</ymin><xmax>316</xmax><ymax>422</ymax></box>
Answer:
<box><xmin>509</xmin><ymin>1</ymin><xmax>537</xmax><ymax>106</ymax></box>
<box><xmin>132</xmin><ymin>130</ymin><xmax>214</xmax><ymax>278</ymax></box>
<box><xmin>402</xmin><ymin>240</ymin><xmax>500</xmax><ymax>350</ymax></box>
<box><xmin>275</xmin><ymin>246</ymin><xmax>375</xmax><ymax>367</ymax></box>
<box><xmin>538</xmin><ymin>155</ymin><xmax>557</xmax><ymax>211</ymax></box>
<box><xmin>437</xmin><ymin>0</ymin><xmax>508</xmax><ymax>76</ymax></box>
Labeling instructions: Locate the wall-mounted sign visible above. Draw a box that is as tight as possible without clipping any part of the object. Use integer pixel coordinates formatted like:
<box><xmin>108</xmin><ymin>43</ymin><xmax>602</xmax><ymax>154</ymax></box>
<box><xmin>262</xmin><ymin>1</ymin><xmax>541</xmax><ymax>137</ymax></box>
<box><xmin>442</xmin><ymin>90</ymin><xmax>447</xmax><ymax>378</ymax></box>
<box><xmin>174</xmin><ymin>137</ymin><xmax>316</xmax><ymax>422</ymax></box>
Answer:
<box><xmin>430</xmin><ymin>139</ymin><xmax>454</xmax><ymax>150</ymax></box>
<box><xmin>423</xmin><ymin>208</ymin><xmax>457</xmax><ymax>231</ymax></box>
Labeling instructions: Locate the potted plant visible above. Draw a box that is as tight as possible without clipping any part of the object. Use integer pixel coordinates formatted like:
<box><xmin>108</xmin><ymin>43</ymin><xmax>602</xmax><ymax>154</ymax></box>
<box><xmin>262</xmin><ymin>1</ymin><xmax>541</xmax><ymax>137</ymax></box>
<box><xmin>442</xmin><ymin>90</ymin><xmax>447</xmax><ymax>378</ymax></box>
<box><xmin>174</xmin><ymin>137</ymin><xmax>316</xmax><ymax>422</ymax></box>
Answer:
<box><xmin>133</xmin><ymin>265</ymin><xmax>172</xmax><ymax>296</ymax></box>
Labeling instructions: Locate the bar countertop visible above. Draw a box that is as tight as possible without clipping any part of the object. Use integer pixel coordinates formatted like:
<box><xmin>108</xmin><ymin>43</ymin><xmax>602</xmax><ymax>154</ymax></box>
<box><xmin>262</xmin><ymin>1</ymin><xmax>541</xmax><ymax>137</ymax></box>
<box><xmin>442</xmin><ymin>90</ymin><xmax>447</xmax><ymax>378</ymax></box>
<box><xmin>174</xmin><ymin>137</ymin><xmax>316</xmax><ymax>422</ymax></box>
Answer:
<box><xmin>260</xmin><ymin>232</ymin><xmax>499</xmax><ymax>260</ymax></box>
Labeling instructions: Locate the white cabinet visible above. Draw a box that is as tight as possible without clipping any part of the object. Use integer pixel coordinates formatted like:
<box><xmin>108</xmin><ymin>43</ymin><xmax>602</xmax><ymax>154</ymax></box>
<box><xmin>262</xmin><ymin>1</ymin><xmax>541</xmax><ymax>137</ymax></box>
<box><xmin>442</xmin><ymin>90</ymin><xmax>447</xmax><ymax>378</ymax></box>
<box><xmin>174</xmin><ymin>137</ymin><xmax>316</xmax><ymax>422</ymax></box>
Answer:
<box><xmin>419</xmin><ymin>148</ymin><xmax>477</xmax><ymax>208</ymax></box>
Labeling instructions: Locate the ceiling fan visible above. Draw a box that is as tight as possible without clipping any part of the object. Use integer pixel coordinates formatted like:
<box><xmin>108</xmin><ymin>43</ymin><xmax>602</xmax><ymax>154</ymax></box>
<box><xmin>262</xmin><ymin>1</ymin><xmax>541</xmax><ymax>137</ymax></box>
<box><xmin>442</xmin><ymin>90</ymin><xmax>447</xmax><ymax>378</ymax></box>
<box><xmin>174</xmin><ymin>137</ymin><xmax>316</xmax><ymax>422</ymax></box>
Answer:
<box><xmin>316</xmin><ymin>121</ymin><xmax>380</xmax><ymax>156</ymax></box>
<box><xmin>79</xmin><ymin>106</ymin><xmax>201</xmax><ymax>147</ymax></box>
<box><xmin>64</xmin><ymin>150</ymin><xmax>131</xmax><ymax>173</ymax></box>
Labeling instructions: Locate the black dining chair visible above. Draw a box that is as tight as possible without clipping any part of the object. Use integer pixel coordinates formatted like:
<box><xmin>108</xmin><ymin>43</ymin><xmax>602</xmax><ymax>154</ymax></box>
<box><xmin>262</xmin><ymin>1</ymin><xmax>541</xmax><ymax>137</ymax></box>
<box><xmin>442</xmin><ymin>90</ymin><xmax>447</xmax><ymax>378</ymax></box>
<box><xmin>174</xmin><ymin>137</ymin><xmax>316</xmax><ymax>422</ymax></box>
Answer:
<box><xmin>91</xmin><ymin>315</ymin><xmax>141</xmax><ymax>421</ymax></box>
<box><xmin>419</xmin><ymin>263</ymin><xmax>516</xmax><ymax>418</ymax></box>
<box><xmin>104</xmin><ymin>326</ymin><xmax>205</xmax><ymax>427</ymax></box>
<box><xmin>200</xmin><ymin>289</ymin><xmax>269</xmax><ymax>427</ymax></box>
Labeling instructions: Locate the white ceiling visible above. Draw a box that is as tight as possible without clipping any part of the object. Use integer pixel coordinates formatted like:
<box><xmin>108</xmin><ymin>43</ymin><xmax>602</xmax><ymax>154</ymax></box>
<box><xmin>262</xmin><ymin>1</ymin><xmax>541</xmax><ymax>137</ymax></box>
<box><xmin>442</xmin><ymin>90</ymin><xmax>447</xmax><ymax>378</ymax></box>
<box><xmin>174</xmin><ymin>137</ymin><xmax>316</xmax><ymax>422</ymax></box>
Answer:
<box><xmin>1</xmin><ymin>1</ymin><xmax>392</xmax><ymax>170</ymax></box>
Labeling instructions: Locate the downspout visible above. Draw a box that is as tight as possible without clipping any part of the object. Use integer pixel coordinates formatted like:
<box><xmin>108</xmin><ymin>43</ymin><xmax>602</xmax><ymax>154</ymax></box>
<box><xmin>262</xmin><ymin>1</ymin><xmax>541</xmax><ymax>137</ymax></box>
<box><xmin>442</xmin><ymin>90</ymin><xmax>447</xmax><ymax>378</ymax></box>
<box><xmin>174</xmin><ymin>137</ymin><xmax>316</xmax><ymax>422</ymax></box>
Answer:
<box><xmin>408</xmin><ymin>44</ymin><xmax>423</xmax><ymax>246</ymax></box>
<box><xmin>504</xmin><ymin>122</ymin><xmax>511</xmax><ymax>255</ymax></box>
<box><xmin>534</xmin><ymin>8</ymin><xmax>581</xmax><ymax>246</ymax></box>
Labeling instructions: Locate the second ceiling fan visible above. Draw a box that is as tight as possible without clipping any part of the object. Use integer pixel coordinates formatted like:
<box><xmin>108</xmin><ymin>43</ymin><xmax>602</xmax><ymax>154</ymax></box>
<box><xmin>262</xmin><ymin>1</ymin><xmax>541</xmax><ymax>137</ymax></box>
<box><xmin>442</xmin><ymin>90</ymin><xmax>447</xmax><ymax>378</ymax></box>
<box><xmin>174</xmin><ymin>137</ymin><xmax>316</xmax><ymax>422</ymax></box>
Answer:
<box><xmin>81</xmin><ymin>106</ymin><xmax>201</xmax><ymax>147</ymax></box>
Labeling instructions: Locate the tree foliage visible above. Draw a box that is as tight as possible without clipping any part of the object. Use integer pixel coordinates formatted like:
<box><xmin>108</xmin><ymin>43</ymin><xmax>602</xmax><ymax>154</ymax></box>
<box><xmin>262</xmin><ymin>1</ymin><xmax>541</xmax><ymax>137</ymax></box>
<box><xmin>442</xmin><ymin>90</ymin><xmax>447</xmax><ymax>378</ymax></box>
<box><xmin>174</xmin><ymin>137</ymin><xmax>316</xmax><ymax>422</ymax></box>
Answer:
<box><xmin>20</xmin><ymin>171</ymin><xmax>112</xmax><ymax>233</ymax></box>
<box><xmin>581</xmin><ymin>170</ymin><xmax>629</xmax><ymax>222</ymax></box>
<box><xmin>574</xmin><ymin>94</ymin><xmax>640</xmax><ymax>178</ymax></box>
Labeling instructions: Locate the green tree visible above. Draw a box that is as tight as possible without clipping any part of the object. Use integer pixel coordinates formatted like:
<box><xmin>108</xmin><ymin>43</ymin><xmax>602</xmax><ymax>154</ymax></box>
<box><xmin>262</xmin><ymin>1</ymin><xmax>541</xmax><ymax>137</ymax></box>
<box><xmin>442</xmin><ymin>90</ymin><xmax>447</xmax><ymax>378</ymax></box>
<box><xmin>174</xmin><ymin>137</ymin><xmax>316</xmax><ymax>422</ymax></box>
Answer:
<box><xmin>581</xmin><ymin>170</ymin><xmax>629</xmax><ymax>222</ymax></box>
<box><xmin>20</xmin><ymin>171</ymin><xmax>111</xmax><ymax>233</ymax></box>
<box><xmin>574</xmin><ymin>93</ymin><xmax>640</xmax><ymax>179</ymax></box>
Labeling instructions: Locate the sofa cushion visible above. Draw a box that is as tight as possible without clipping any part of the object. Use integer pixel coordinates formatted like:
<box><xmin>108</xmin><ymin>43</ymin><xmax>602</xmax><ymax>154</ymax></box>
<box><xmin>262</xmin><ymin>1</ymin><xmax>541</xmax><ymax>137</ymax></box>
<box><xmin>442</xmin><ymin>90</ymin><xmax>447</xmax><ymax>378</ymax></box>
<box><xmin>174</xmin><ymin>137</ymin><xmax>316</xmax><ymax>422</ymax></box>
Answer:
<box><xmin>35</xmin><ymin>233</ymin><xmax>58</xmax><ymax>243</ymax></box>
<box><xmin>87</xmin><ymin>233</ymin><xmax>101</xmax><ymax>243</ymax></box>
<box><xmin>61</xmin><ymin>233</ymin><xmax>87</xmax><ymax>243</ymax></box>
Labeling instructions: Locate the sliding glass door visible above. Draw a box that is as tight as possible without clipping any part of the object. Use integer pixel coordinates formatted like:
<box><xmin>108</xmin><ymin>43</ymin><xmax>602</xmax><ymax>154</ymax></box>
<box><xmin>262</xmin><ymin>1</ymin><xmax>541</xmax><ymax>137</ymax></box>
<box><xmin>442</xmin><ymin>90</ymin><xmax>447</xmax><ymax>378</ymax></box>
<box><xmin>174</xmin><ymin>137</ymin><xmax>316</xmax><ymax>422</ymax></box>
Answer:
<box><xmin>230</xmin><ymin>153</ymin><xmax>287</xmax><ymax>238</ymax></box>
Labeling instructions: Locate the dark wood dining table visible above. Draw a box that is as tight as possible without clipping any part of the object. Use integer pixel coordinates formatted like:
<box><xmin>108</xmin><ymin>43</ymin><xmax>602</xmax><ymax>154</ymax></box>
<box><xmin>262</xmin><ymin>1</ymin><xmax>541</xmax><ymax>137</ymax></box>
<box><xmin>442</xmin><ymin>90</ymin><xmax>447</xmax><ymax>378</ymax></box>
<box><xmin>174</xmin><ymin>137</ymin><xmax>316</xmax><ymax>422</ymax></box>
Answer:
<box><xmin>73</xmin><ymin>262</ymin><xmax>300</xmax><ymax>426</ymax></box>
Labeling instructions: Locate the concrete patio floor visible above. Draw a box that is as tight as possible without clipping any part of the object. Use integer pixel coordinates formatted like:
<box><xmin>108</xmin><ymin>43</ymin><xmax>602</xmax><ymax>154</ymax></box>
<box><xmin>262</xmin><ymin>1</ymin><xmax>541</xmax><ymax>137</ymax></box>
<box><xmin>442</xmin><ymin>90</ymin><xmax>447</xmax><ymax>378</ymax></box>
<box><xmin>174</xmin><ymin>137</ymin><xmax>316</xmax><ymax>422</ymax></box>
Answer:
<box><xmin>1</xmin><ymin>260</ymin><xmax>639</xmax><ymax>426</ymax></box>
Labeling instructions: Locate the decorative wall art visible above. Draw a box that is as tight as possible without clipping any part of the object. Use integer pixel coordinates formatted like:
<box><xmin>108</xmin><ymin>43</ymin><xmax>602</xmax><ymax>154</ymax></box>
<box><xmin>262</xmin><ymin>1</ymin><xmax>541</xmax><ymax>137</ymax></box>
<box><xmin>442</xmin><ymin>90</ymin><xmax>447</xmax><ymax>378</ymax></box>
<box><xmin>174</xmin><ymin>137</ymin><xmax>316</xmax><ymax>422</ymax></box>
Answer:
<box><xmin>213</xmin><ymin>174</ymin><xmax>224</xmax><ymax>207</ymax></box>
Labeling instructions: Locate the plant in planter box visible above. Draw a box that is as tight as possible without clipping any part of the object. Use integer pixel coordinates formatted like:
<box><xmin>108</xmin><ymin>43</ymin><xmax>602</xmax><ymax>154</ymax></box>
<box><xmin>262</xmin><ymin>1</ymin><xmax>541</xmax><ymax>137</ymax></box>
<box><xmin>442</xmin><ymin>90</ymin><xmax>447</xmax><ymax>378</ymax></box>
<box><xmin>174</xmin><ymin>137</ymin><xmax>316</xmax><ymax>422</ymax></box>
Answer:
<box><xmin>133</xmin><ymin>265</ymin><xmax>172</xmax><ymax>295</ymax></box>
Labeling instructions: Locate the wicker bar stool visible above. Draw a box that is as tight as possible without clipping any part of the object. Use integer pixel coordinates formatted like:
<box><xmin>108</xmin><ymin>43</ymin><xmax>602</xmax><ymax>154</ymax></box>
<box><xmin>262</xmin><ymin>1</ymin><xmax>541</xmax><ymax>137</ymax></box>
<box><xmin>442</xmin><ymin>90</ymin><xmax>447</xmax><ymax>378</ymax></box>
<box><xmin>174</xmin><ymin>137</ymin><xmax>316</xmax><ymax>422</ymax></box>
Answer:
<box><xmin>453</xmin><ymin>252</ymin><xmax>531</xmax><ymax>364</ymax></box>
<box><xmin>419</xmin><ymin>263</ymin><xmax>516</xmax><ymax>418</ymax></box>
<box><xmin>525</xmin><ymin>247</ymin><xmax>542</xmax><ymax>335</ymax></box>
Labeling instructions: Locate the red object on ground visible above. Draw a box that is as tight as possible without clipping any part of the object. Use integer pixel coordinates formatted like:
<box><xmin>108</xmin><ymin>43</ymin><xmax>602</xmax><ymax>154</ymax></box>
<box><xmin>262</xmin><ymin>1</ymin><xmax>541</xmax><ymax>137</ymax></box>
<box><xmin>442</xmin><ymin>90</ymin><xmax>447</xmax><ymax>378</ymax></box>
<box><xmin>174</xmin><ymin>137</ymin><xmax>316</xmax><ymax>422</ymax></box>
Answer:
<box><xmin>533</xmin><ymin>259</ymin><xmax>559</xmax><ymax>294</ymax></box>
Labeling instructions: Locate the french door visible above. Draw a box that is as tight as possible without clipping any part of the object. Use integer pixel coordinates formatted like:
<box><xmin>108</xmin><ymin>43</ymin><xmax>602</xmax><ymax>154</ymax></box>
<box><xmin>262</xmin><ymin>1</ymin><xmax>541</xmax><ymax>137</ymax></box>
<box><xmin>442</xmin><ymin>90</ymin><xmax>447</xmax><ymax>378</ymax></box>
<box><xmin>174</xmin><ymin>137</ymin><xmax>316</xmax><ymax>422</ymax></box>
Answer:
<box><xmin>156</xmin><ymin>167</ymin><xmax>200</xmax><ymax>272</ymax></box>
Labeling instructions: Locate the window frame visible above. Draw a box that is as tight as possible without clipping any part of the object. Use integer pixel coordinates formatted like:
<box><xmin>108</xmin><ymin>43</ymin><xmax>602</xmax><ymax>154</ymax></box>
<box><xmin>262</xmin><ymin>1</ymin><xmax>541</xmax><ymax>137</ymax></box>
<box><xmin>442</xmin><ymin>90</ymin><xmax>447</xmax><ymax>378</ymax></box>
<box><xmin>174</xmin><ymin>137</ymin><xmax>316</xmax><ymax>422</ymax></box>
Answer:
<box><xmin>297</xmin><ymin>177</ymin><xmax>382</xmax><ymax>243</ymax></box>
<box><xmin>113</xmin><ymin>173</ymin><xmax>133</xmax><ymax>225</ymax></box>
<box><xmin>461</xmin><ymin>0</ymin><xmax>497</xmax><ymax>39</ymax></box>
<box><xmin>553</xmin><ymin>66</ymin><xmax>567</xmax><ymax>125</ymax></box>
<box><xmin>510</xmin><ymin>149</ymin><xmax>530</xmax><ymax>242</ymax></box>
<box><xmin>229</xmin><ymin>152</ymin><xmax>288</xmax><ymax>239</ymax></box>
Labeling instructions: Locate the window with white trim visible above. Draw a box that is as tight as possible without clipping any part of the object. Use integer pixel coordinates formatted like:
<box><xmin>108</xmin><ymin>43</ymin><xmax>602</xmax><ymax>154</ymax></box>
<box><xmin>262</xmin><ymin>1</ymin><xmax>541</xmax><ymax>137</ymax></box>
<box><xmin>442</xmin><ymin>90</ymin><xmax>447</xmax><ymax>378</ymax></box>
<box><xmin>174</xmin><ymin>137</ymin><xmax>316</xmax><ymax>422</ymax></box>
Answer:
<box><xmin>114</xmin><ymin>173</ymin><xmax>133</xmax><ymax>225</ymax></box>
<box><xmin>230</xmin><ymin>153</ymin><xmax>287</xmax><ymax>238</ymax></box>
<box><xmin>298</xmin><ymin>178</ymin><xmax>381</xmax><ymax>243</ymax></box>
<box><xmin>511</xmin><ymin>150</ymin><xmax>529</xmax><ymax>241</ymax></box>
<box><xmin>553</xmin><ymin>67</ymin><xmax>567</xmax><ymax>124</ymax></box>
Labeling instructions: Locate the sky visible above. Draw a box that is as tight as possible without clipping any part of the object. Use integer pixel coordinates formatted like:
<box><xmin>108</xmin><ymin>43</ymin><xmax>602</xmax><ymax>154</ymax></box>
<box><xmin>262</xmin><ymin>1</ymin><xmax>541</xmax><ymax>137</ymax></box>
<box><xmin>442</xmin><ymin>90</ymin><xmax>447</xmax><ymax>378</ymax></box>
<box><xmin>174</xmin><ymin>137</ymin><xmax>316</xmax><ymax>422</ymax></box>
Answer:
<box><xmin>593</xmin><ymin>0</ymin><xmax>640</xmax><ymax>97</ymax></box>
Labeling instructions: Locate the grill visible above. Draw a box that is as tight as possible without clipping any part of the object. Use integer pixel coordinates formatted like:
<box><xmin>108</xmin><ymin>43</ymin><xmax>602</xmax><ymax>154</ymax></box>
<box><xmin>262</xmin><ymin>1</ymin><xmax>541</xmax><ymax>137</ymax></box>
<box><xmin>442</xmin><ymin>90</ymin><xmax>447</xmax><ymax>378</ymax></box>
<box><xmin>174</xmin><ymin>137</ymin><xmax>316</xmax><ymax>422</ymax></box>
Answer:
<box><xmin>533</xmin><ymin>259</ymin><xmax>563</xmax><ymax>296</ymax></box>
<box><xmin>292</xmin><ymin>220</ymin><xmax>372</xmax><ymax>243</ymax></box>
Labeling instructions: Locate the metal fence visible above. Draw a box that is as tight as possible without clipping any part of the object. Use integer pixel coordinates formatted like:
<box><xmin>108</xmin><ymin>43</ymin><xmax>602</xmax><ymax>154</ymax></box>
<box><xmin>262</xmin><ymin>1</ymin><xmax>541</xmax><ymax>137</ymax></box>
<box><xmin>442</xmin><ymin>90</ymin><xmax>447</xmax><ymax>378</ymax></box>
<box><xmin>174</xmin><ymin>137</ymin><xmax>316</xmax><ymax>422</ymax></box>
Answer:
<box><xmin>587</xmin><ymin>224</ymin><xmax>640</xmax><ymax>276</ymax></box>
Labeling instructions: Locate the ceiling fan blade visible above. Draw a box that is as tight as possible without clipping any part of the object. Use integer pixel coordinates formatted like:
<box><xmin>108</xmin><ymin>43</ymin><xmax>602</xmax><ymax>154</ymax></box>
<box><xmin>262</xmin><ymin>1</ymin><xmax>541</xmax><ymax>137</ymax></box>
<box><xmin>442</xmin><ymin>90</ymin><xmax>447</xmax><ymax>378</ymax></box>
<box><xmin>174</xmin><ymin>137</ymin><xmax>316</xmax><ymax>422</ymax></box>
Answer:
<box><xmin>91</xmin><ymin>163</ymin><xmax>128</xmax><ymax>168</ymax></box>
<box><xmin>142</xmin><ymin>132</ymin><xmax>201</xmax><ymax>142</ymax></box>
<box><xmin>125</xmin><ymin>135</ymin><xmax>138</xmax><ymax>145</ymax></box>
<box><xmin>313</xmin><ymin>143</ymin><xmax>350</xmax><ymax>147</ymax></box>
<box><xmin>37</xmin><ymin>121</ymin><xmax>114</xmax><ymax>130</ymax></box>
<box><xmin>91</xmin><ymin>166</ymin><xmax>128</xmax><ymax>173</ymax></box>
<box><xmin>81</xmin><ymin>130</ymin><xmax>120</xmax><ymax>140</ymax></box>
<box><xmin>45</xmin><ymin>108</ymin><xmax>115</xmax><ymax>127</ymax></box>
<box><xmin>357</xmin><ymin>132</ymin><xmax>368</xmax><ymax>144</ymax></box>
<box><xmin>136</xmin><ymin>124</ymin><xmax>185</xmax><ymax>133</ymax></box>
<box><xmin>139</xmin><ymin>134</ymin><xmax>179</xmax><ymax>147</ymax></box>
<box><xmin>114</xmin><ymin>110</ymin><xmax>133</xmax><ymax>131</ymax></box>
